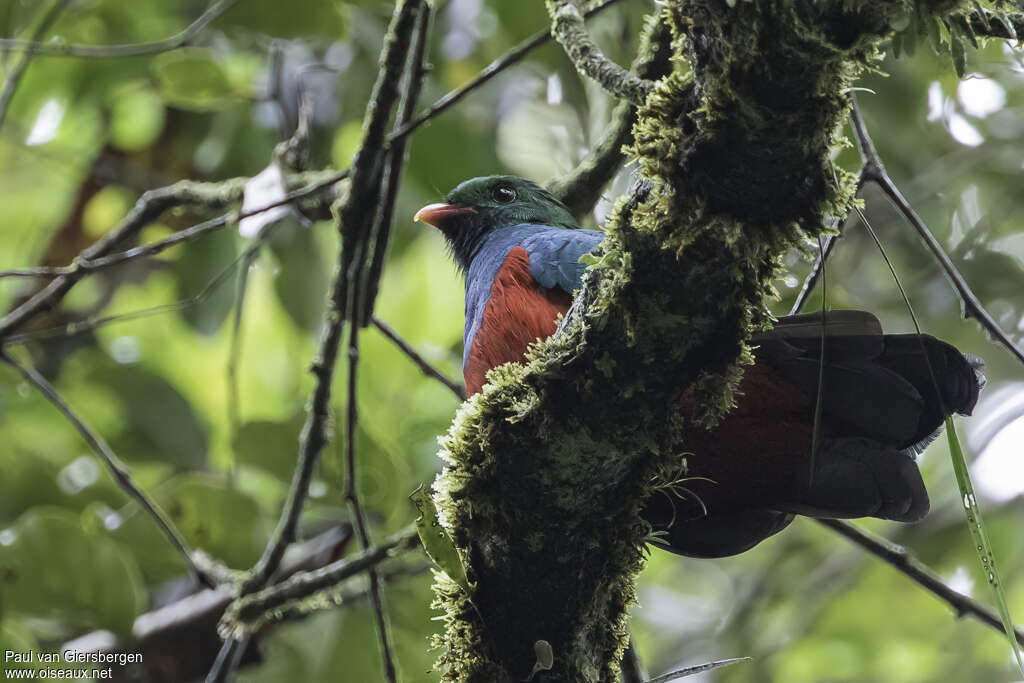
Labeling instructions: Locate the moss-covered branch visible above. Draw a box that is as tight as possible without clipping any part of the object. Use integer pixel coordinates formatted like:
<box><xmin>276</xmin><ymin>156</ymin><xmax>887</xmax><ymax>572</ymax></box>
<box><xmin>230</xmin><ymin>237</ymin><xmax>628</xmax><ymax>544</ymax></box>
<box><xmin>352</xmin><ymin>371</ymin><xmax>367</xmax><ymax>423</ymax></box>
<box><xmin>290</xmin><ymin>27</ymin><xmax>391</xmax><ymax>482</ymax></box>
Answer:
<box><xmin>549</xmin><ymin>15</ymin><xmax>676</xmax><ymax>217</ymax></box>
<box><xmin>431</xmin><ymin>1</ymin><xmax>974</xmax><ymax>681</ymax></box>
<box><xmin>547</xmin><ymin>0</ymin><xmax>656</xmax><ymax>105</ymax></box>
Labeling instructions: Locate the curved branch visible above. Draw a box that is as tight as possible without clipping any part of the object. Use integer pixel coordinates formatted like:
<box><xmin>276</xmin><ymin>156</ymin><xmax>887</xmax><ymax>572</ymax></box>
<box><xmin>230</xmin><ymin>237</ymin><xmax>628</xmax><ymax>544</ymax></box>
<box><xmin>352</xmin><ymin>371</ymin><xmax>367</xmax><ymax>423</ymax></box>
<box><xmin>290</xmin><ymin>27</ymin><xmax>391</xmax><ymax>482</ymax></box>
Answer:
<box><xmin>0</xmin><ymin>0</ymin><xmax>238</xmax><ymax>58</ymax></box>
<box><xmin>0</xmin><ymin>351</ymin><xmax>215</xmax><ymax>588</ymax></box>
<box><xmin>0</xmin><ymin>0</ymin><xmax>72</xmax><ymax>130</ymax></box>
<box><xmin>820</xmin><ymin>519</ymin><xmax>1024</xmax><ymax>647</ymax></box>
<box><xmin>371</xmin><ymin>316</ymin><xmax>466</xmax><ymax>400</ymax></box>
<box><xmin>549</xmin><ymin>15</ymin><xmax>676</xmax><ymax>216</ymax></box>
<box><xmin>389</xmin><ymin>0</ymin><xmax>628</xmax><ymax>142</ymax></box>
<box><xmin>850</xmin><ymin>99</ymin><xmax>1024</xmax><ymax>366</ymax></box>
<box><xmin>547</xmin><ymin>0</ymin><xmax>656</xmax><ymax>105</ymax></box>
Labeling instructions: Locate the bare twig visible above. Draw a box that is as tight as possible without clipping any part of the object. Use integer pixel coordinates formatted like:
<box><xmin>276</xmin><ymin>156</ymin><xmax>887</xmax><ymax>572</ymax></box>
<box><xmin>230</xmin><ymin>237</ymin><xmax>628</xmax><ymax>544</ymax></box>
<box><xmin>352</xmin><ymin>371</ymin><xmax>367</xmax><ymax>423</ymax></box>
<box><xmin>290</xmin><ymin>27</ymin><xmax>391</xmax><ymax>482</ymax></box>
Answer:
<box><xmin>547</xmin><ymin>0</ymin><xmax>654</xmax><ymax>105</ymax></box>
<box><xmin>208</xmin><ymin>4</ymin><xmax>424</xmax><ymax>681</ymax></box>
<box><xmin>849</xmin><ymin>99</ymin><xmax>1024</xmax><ymax>365</ymax></box>
<box><xmin>388</xmin><ymin>0</ymin><xmax>628</xmax><ymax>142</ymax></box>
<box><xmin>223</xmin><ymin>527</ymin><xmax>419</xmax><ymax>632</ymax></box>
<box><xmin>371</xmin><ymin>316</ymin><xmax>466</xmax><ymax>400</ymax></box>
<box><xmin>820</xmin><ymin>519</ymin><xmax>1024</xmax><ymax>646</ymax></box>
<box><xmin>0</xmin><ymin>351</ymin><xmax>214</xmax><ymax>588</ymax></box>
<box><xmin>360</xmin><ymin>2</ymin><xmax>433</xmax><ymax>325</ymax></box>
<box><xmin>0</xmin><ymin>0</ymin><xmax>73</xmax><ymax>130</ymax></box>
<box><xmin>0</xmin><ymin>170</ymin><xmax>347</xmax><ymax>281</ymax></box>
<box><xmin>789</xmin><ymin>226</ymin><xmax>841</xmax><ymax>316</ymax></box>
<box><xmin>0</xmin><ymin>0</ymin><xmax>239</xmax><ymax>58</ymax></box>
<box><xmin>0</xmin><ymin>179</ymin><xmax>248</xmax><ymax>339</ymax></box>
<box><xmin>344</xmin><ymin>323</ymin><xmax>399</xmax><ymax>682</ymax></box>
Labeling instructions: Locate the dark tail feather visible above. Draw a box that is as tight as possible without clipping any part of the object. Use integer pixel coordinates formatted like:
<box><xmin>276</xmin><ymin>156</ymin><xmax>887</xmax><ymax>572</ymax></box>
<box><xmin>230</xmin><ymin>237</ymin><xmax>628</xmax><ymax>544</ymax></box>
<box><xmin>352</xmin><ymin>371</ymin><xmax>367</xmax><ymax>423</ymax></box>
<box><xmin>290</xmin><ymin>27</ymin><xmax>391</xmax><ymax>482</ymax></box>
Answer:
<box><xmin>876</xmin><ymin>334</ymin><xmax>985</xmax><ymax>451</ymax></box>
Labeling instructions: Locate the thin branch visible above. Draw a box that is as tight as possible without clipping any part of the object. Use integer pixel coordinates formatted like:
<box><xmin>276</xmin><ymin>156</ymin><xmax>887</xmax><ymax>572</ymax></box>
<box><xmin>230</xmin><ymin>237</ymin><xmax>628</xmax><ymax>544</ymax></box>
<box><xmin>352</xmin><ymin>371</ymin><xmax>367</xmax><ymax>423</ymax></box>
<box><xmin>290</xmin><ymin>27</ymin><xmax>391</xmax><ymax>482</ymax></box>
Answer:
<box><xmin>2</xmin><ymin>239</ymin><xmax>255</xmax><ymax>346</ymax></box>
<box><xmin>0</xmin><ymin>351</ymin><xmax>214</xmax><ymax>588</ymax></box>
<box><xmin>548</xmin><ymin>15</ymin><xmax>675</xmax><ymax>216</ymax></box>
<box><xmin>789</xmin><ymin>227</ymin><xmax>840</xmax><ymax>316</ymax></box>
<box><xmin>820</xmin><ymin>519</ymin><xmax>1024</xmax><ymax>646</ymax></box>
<box><xmin>344</xmin><ymin>323</ymin><xmax>399</xmax><ymax>682</ymax></box>
<box><xmin>0</xmin><ymin>0</ymin><xmax>239</xmax><ymax>58</ymax></box>
<box><xmin>547</xmin><ymin>0</ymin><xmax>655</xmax><ymax>105</ymax></box>
<box><xmin>360</xmin><ymin>2</ymin><xmax>433</xmax><ymax>325</ymax></box>
<box><xmin>208</xmin><ymin>5</ymin><xmax>424</xmax><ymax>681</ymax></box>
<box><xmin>0</xmin><ymin>0</ymin><xmax>73</xmax><ymax>130</ymax></box>
<box><xmin>0</xmin><ymin>179</ymin><xmax>248</xmax><ymax>339</ymax></box>
<box><xmin>849</xmin><ymin>99</ymin><xmax>1024</xmax><ymax>366</ymax></box>
<box><xmin>223</xmin><ymin>527</ymin><xmax>419</xmax><ymax>633</ymax></box>
<box><xmin>388</xmin><ymin>0</ymin><xmax>628</xmax><ymax>142</ymax></box>
<box><xmin>0</xmin><ymin>170</ymin><xmax>346</xmax><ymax>281</ymax></box>
<box><xmin>371</xmin><ymin>316</ymin><xmax>465</xmax><ymax>400</ymax></box>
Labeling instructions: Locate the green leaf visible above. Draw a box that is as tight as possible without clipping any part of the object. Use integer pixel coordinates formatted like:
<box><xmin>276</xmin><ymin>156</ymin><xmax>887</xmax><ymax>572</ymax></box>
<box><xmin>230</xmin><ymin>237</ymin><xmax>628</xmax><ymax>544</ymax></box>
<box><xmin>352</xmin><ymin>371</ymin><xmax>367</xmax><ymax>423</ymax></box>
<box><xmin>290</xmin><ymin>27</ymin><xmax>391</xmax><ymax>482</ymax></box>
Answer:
<box><xmin>951</xmin><ymin>36</ymin><xmax>967</xmax><ymax>77</ymax></box>
<box><xmin>172</xmin><ymin>225</ymin><xmax>238</xmax><ymax>335</ymax></box>
<box><xmin>946</xmin><ymin>418</ymin><xmax>1024</xmax><ymax>678</ymax></box>
<box><xmin>927</xmin><ymin>16</ymin><xmax>943</xmax><ymax>53</ymax></box>
<box><xmin>233</xmin><ymin>415</ymin><xmax>305</xmax><ymax>481</ymax></box>
<box><xmin>268</xmin><ymin>224</ymin><xmax>330</xmax><ymax>331</ymax></box>
<box><xmin>0</xmin><ymin>508</ymin><xmax>144</xmax><ymax>636</ymax></box>
<box><xmin>410</xmin><ymin>485</ymin><xmax>470</xmax><ymax>592</ymax></box>
<box><xmin>152</xmin><ymin>49</ymin><xmax>238</xmax><ymax>111</ymax></box>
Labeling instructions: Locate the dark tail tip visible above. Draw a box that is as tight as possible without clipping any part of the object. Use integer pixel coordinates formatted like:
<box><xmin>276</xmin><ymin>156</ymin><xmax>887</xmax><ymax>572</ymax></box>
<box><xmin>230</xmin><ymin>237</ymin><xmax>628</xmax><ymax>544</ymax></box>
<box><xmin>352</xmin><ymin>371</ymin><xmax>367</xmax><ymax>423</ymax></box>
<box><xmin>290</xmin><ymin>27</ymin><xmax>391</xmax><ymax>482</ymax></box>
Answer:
<box><xmin>959</xmin><ymin>352</ymin><xmax>986</xmax><ymax>416</ymax></box>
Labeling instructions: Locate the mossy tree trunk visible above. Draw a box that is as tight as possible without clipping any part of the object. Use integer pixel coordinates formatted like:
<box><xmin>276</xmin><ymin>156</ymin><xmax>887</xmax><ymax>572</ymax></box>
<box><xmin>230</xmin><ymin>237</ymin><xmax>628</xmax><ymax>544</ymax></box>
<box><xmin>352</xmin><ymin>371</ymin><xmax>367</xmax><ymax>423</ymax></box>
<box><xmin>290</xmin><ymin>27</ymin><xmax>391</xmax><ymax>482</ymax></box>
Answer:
<box><xmin>432</xmin><ymin>2</ymin><xmax>965</xmax><ymax>681</ymax></box>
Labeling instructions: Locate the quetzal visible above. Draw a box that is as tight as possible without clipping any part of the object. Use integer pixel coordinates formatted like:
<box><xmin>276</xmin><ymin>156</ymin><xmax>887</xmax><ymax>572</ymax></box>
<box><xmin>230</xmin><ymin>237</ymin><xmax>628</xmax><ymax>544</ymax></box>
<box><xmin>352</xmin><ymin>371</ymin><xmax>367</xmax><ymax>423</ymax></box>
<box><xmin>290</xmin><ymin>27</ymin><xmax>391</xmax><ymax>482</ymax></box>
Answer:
<box><xmin>415</xmin><ymin>175</ymin><xmax>985</xmax><ymax>558</ymax></box>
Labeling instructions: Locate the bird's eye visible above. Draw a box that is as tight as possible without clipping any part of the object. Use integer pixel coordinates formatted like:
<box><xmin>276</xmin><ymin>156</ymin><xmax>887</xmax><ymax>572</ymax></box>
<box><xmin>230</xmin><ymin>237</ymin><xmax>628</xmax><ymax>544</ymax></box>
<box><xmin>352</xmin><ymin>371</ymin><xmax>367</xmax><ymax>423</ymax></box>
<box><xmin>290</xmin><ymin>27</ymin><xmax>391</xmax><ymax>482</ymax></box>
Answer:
<box><xmin>491</xmin><ymin>183</ymin><xmax>517</xmax><ymax>203</ymax></box>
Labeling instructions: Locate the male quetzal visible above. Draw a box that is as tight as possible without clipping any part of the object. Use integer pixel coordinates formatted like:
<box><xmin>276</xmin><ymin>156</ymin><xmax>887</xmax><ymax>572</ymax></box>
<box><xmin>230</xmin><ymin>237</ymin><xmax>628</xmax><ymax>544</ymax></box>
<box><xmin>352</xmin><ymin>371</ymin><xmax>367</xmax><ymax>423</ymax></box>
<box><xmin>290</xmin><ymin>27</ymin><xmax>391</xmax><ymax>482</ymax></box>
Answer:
<box><xmin>415</xmin><ymin>175</ymin><xmax>984</xmax><ymax>558</ymax></box>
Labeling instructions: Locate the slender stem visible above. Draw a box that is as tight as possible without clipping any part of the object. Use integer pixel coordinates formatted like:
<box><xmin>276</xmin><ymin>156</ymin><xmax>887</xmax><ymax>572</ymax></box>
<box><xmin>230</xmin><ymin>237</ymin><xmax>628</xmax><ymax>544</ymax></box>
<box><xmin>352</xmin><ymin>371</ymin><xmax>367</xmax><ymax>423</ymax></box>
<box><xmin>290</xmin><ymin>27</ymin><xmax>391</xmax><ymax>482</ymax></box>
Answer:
<box><xmin>789</xmin><ymin>229</ymin><xmax>840</xmax><ymax>316</ymax></box>
<box><xmin>0</xmin><ymin>171</ymin><xmax>345</xmax><ymax>281</ymax></box>
<box><xmin>360</xmin><ymin>2</ymin><xmax>433</xmax><ymax>326</ymax></box>
<box><xmin>0</xmin><ymin>0</ymin><xmax>72</xmax><ymax>130</ymax></box>
<box><xmin>1</xmin><ymin>351</ymin><xmax>214</xmax><ymax>588</ymax></box>
<box><xmin>371</xmin><ymin>316</ymin><xmax>465</xmax><ymax>400</ymax></box>
<box><xmin>0</xmin><ymin>0</ymin><xmax>239</xmax><ymax>58</ymax></box>
<box><xmin>226</xmin><ymin>248</ymin><xmax>260</xmax><ymax>482</ymax></box>
<box><xmin>0</xmin><ymin>180</ymin><xmax>248</xmax><ymax>339</ymax></box>
<box><xmin>388</xmin><ymin>0</ymin><xmax>628</xmax><ymax>142</ymax></box>
<box><xmin>345</xmin><ymin>327</ymin><xmax>397</xmax><ymax>682</ymax></box>
<box><xmin>849</xmin><ymin>99</ymin><xmax>1024</xmax><ymax>366</ymax></box>
<box><xmin>547</xmin><ymin>0</ymin><xmax>654</xmax><ymax>105</ymax></box>
<box><xmin>225</xmin><ymin>528</ymin><xmax>418</xmax><ymax>629</ymax></box>
<box><xmin>208</xmin><ymin>4</ymin><xmax>423</xmax><ymax>680</ymax></box>
<box><xmin>820</xmin><ymin>519</ymin><xmax>1024</xmax><ymax>646</ymax></box>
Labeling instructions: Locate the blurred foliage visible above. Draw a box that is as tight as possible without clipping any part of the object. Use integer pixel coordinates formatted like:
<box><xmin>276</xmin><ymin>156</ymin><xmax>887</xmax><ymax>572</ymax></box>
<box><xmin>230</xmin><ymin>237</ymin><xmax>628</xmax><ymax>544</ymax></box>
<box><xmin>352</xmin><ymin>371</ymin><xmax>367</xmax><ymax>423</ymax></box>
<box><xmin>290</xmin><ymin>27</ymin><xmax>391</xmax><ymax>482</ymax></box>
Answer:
<box><xmin>1</xmin><ymin>0</ymin><xmax>1024</xmax><ymax>681</ymax></box>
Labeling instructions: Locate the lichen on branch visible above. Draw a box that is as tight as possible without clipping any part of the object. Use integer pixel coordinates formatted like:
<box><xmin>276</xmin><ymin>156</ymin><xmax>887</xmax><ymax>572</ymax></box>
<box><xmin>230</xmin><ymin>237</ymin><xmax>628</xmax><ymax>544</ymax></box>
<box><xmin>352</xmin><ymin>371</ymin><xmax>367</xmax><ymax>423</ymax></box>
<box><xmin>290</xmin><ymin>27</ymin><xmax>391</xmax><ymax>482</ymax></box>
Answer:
<box><xmin>431</xmin><ymin>2</ymin><xmax>976</xmax><ymax>682</ymax></box>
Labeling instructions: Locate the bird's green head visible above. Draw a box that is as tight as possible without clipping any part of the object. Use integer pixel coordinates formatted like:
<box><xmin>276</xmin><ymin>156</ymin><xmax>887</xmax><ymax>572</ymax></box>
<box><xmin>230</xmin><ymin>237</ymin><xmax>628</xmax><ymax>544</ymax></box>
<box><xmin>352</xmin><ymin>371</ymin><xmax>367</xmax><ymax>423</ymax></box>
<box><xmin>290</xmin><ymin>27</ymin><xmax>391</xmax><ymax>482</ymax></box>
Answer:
<box><xmin>414</xmin><ymin>175</ymin><xmax>578</xmax><ymax>270</ymax></box>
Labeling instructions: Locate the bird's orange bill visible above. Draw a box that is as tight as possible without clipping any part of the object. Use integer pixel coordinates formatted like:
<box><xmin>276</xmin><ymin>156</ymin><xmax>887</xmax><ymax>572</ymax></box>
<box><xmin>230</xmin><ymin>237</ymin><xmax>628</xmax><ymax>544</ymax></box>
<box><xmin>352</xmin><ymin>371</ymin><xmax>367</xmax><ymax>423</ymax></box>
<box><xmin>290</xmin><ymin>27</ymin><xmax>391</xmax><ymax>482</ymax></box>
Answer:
<box><xmin>413</xmin><ymin>203</ymin><xmax>476</xmax><ymax>227</ymax></box>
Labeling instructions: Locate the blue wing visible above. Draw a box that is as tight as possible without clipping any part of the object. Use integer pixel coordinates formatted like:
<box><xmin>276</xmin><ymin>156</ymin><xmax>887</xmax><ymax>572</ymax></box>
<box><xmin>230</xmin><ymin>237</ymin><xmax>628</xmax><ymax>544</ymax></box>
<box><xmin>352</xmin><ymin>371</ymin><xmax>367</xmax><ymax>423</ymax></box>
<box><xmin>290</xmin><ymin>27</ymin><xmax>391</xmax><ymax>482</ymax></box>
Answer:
<box><xmin>521</xmin><ymin>228</ymin><xmax>604</xmax><ymax>293</ymax></box>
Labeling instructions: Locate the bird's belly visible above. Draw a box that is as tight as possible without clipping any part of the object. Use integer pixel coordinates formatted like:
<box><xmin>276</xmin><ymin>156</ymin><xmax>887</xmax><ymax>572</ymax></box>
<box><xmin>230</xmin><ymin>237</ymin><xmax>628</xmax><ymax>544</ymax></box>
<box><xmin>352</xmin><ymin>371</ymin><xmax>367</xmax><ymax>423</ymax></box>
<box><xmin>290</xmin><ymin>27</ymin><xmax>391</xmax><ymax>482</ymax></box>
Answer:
<box><xmin>464</xmin><ymin>247</ymin><xmax>571</xmax><ymax>395</ymax></box>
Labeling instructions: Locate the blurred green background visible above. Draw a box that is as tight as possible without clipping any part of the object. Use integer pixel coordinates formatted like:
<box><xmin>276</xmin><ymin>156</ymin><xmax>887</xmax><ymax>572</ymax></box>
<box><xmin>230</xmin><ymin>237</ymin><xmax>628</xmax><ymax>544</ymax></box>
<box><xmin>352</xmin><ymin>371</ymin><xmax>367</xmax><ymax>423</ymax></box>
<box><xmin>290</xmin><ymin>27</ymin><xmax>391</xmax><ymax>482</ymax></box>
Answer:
<box><xmin>1</xmin><ymin>1</ymin><xmax>1024</xmax><ymax>681</ymax></box>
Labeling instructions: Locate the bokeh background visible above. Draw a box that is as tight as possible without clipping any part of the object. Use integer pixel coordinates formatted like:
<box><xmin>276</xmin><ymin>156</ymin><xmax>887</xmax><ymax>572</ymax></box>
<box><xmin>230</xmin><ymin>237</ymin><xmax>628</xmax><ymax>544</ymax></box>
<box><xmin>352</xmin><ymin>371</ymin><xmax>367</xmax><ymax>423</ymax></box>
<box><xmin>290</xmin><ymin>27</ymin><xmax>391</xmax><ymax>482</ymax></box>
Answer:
<box><xmin>1</xmin><ymin>1</ymin><xmax>1023</xmax><ymax>681</ymax></box>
